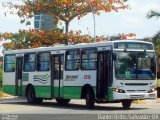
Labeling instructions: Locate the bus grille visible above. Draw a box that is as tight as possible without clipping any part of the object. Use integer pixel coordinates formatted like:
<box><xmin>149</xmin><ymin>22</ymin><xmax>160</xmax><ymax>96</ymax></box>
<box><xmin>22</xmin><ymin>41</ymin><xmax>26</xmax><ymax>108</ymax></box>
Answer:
<box><xmin>130</xmin><ymin>95</ymin><xmax>144</xmax><ymax>99</ymax></box>
<box><xmin>125</xmin><ymin>83</ymin><xmax>148</xmax><ymax>86</ymax></box>
<box><xmin>126</xmin><ymin>90</ymin><xmax>146</xmax><ymax>93</ymax></box>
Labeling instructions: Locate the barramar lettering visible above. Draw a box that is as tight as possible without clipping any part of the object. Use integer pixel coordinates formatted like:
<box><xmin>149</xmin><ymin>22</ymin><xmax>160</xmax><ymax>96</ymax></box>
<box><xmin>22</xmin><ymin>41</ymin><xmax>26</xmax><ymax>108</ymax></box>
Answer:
<box><xmin>65</xmin><ymin>75</ymin><xmax>78</xmax><ymax>81</ymax></box>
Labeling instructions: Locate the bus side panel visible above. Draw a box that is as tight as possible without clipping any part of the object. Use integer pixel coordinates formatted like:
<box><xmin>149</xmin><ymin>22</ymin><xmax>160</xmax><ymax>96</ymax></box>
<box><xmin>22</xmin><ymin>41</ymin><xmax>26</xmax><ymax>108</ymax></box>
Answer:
<box><xmin>23</xmin><ymin>72</ymin><xmax>51</xmax><ymax>98</ymax></box>
<box><xmin>63</xmin><ymin>71</ymin><xmax>97</xmax><ymax>99</ymax></box>
<box><xmin>63</xmin><ymin>86</ymin><xmax>81</xmax><ymax>99</ymax></box>
<box><xmin>34</xmin><ymin>86</ymin><xmax>51</xmax><ymax>98</ymax></box>
<box><xmin>3</xmin><ymin>72</ymin><xmax>16</xmax><ymax>95</ymax></box>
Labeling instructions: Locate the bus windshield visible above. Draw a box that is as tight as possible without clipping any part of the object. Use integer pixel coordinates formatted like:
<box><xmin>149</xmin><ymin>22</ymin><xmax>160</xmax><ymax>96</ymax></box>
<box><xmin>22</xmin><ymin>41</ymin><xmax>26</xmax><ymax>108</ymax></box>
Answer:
<box><xmin>114</xmin><ymin>51</ymin><xmax>156</xmax><ymax>80</ymax></box>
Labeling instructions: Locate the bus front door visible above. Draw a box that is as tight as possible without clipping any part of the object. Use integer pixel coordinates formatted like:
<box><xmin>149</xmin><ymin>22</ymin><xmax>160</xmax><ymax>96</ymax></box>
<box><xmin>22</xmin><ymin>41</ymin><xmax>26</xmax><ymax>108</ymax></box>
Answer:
<box><xmin>15</xmin><ymin>57</ymin><xmax>23</xmax><ymax>96</ymax></box>
<box><xmin>51</xmin><ymin>54</ymin><xmax>64</xmax><ymax>98</ymax></box>
<box><xmin>97</xmin><ymin>51</ymin><xmax>111</xmax><ymax>99</ymax></box>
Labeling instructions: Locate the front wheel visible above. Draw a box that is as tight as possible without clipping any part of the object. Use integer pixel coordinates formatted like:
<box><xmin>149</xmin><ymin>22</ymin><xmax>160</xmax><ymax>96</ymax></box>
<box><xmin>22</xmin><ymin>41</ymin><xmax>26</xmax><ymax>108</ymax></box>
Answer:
<box><xmin>157</xmin><ymin>89</ymin><xmax>160</xmax><ymax>98</ymax></box>
<box><xmin>122</xmin><ymin>100</ymin><xmax>132</xmax><ymax>109</ymax></box>
<box><xmin>85</xmin><ymin>89</ymin><xmax>95</xmax><ymax>109</ymax></box>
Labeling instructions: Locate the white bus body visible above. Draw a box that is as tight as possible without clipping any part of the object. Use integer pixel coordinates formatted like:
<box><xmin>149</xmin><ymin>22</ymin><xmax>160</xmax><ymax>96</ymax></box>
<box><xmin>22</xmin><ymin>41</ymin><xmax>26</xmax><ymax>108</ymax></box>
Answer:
<box><xmin>3</xmin><ymin>40</ymin><xmax>157</xmax><ymax>109</ymax></box>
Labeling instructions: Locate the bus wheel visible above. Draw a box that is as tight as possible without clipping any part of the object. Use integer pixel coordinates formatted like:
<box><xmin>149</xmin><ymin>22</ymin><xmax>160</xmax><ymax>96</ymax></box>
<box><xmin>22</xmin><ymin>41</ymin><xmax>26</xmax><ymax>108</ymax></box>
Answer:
<box><xmin>26</xmin><ymin>87</ymin><xmax>43</xmax><ymax>104</ymax></box>
<box><xmin>122</xmin><ymin>100</ymin><xmax>132</xmax><ymax>109</ymax></box>
<box><xmin>157</xmin><ymin>89</ymin><xmax>160</xmax><ymax>98</ymax></box>
<box><xmin>85</xmin><ymin>89</ymin><xmax>94</xmax><ymax>109</ymax></box>
<box><xmin>56</xmin><ymin>99</ymin><xmax>70</xmax><ymax>105</ymax></box>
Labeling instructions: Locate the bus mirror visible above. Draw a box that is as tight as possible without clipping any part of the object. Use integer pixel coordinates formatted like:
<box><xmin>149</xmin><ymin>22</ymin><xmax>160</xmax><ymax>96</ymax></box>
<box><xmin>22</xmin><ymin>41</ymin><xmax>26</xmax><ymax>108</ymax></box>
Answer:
<box><xmin>112</xmin><ymin>53</ymin><xmax>117</xmax><ymax>60</ymax></box>
<box><xmin>144</xmin><ymin>49</ymin><xmax>147</xmax><ymax>55</ymax></box>
<box><xmin>124</xmin><ymin>48</ymin><xmax>127</xmax><ymax>53</ymax></box>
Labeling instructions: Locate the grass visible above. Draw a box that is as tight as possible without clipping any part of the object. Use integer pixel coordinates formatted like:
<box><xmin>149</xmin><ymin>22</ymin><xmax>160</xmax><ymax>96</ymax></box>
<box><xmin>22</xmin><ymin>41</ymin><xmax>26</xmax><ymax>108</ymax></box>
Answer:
<box><xmin>0</xmin><ymin>67</ymin><xmax>3</xmax><ymax>97</ymax></box>
<box><xmin>0</xmin><ymin>91</ymin><xmax>2</xmax><ymax>97</ymax></box>
<box><xmin>0</xmin><ymin>84</ymin><xmax>2</xmax><ymax>97</ymax></box>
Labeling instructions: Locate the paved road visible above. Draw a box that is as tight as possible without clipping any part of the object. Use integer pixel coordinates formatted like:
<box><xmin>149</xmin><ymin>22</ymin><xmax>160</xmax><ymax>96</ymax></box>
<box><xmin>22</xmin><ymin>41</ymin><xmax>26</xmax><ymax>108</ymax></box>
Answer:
<box><xmin>0</xmin><ymin>98</ymin><xmax>160</xmax><ymax>120</ymax></box>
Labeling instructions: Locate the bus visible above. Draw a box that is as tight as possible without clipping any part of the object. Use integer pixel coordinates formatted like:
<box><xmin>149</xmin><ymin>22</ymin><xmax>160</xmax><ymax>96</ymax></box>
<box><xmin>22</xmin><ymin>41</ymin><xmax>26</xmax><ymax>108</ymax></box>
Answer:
<box><xmin>3</xmin><ymin>40</ymin><xmax>157</xmax><ymax>109</ymax></box>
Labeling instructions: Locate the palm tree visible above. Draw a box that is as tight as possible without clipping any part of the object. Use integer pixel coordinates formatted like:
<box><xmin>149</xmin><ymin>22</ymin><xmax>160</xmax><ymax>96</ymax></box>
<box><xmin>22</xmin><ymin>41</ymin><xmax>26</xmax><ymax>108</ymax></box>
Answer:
<box><xmin>147</xmin><ymin>10</ymin><xmax>160</xmax><ymax>19</ymax></box>
<box><xmin>147</xmin><ymin>9</ymin><xmax>160</xmax><ymax>98</ymax></box>
<box><xmin>147</xmin><ymin>9</ymin><xmax>160</xmax><ymax>56</ymax></box>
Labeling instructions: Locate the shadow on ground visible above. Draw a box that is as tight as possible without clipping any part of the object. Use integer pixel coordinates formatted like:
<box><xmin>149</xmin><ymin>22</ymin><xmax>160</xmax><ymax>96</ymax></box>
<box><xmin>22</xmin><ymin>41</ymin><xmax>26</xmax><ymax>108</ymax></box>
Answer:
<box><xmin>0</xmin><ymin>100</ymin><xmax>147</xmax><ymax>111</ymax></box>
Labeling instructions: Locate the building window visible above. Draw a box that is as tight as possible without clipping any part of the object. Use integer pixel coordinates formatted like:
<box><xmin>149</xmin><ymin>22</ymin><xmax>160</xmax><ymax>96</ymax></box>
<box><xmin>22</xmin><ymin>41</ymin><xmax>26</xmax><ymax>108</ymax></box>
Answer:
<box><xmin>34</xmin><ymin>14</ymin><xmax>44</xmax><ymax>30</ymax></box>
<box><xmin>37</xmin><ymin>52</ymin><xmax>50</xmax><ymax>71</ymax></box>
<box><xmin>66</xmin><ymin>50</ymin><xmax>80</xmax><ymax>70</ymax></box>
<box><xmin>81</xmin><ymin>49</ymin><xmax>97</xmax><ymax>70</ymax></box>
<box><xmin>34</xmin><ymin>15</ymin><xmax>40</xmax><ymax>20</ymax></box>
<box><xmin>34</xmin><ymin>21</ymin><xmax>40</xmax><ymax>29</ymax></box>
<box><xmin>4</xmin><ymin>55</ymin><xmax>16</xmax><ymax>72</ymax></box>
<box><xmin>24</xmin><ymin>53</ymin><xmax>36</xmax><ymax>72</ymax></box>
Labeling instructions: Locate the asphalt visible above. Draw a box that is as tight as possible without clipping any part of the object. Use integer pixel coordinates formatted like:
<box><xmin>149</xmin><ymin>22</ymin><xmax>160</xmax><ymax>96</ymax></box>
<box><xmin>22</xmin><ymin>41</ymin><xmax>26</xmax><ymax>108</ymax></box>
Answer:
<box><xmin>0</xmin><ymin>94</ymin><xmax>160</xmax><ymax>104</ymax></box>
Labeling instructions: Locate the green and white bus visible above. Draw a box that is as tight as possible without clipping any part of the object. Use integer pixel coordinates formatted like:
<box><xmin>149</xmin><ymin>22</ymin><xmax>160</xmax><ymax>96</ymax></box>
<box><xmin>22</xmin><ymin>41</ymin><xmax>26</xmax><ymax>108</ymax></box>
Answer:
<box><xmin>3</xmin><ymin>40</ymin><xmax>157</xmax><ymax>109</ymax></box>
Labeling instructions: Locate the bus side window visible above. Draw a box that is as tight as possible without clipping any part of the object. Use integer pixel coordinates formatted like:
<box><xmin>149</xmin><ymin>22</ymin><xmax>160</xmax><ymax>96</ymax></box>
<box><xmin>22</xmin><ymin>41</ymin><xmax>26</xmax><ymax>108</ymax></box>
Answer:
<box><xmin>81</xmin><ymin>49</ymin><xmax>97</xmax><ymax>70</ymax></box>
<box><xmin>4</xmin><ymin>55</ymin><xmax>16</xmax><ymax>72</ymax></box>
<box><xmin>65</xmin><ymin>50</ymin><xmax>80</xmax><ymax>71</ymax></box>
<box><xmin>37</xmin><ymin>52</ymin><xmax>50</xmax><ymax>71</ymax></box>
<box><xmin>24</xmin><ymin>53</ymin><xmax>36</xmax><ymax>72</ymax></box>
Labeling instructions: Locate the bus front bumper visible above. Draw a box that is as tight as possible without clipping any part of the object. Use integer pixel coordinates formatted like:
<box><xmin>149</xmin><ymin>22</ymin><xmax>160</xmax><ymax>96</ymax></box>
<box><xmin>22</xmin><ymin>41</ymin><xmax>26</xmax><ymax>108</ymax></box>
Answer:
<box><xmin>113</xmin><ymin>91</ymin><xmax>157</xmax><ymax>100</ymax></box>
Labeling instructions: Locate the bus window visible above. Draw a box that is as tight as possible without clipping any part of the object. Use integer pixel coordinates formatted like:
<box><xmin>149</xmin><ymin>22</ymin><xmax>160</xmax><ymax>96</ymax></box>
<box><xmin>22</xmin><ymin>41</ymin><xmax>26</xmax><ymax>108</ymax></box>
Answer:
<box><xmin>24</xmin><ymin>53</ymin><xmax>36</xmax><ymax>72</ymax></box>
<box><xmin>65</xmin><ymin>50</ymin><xmax>80</xmax><ymax>70</ymax></box>
<box><xmin>4</xmin><ymin>55</ymin><xmax>16</xmax><ymax>72</ymax></box>
<box><xmin>81</xmin><ymin>49</ymin><xmax>97</xmax><ymax>70</ymax></box>
<box><xmin>37</xmin><ymin>52</ymin><xmax>50</xmax><ymax>71</ymax></box>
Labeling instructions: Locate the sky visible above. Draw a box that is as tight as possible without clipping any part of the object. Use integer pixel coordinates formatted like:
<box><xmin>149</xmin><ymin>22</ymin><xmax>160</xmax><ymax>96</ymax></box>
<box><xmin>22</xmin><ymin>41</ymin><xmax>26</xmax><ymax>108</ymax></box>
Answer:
<box><xmin>0</xmin><ymin>0</ymin><xmax>160</xmax><ymax>55</ymax></box>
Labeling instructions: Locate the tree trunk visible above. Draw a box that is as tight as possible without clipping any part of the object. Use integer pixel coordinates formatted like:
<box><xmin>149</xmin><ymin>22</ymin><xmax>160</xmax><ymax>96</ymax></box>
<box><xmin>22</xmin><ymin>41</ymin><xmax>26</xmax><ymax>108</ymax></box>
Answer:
<box><xmin>63</xmin><ymin>21</ymin><xmax>70</xmax><ymax>45</ymax></box>
<box><xmin>65</xmin><ymin>21</ymin><xmax>69</xmax><ymax>33</ymax></box>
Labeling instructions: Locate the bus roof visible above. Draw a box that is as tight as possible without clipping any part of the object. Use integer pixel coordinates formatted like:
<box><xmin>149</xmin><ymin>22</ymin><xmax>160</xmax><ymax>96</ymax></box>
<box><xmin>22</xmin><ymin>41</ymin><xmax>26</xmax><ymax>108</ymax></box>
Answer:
<box><xmin>3</xmin><ymin>40</ymin><xmax>153</xmax><ymax>54</ymax></box>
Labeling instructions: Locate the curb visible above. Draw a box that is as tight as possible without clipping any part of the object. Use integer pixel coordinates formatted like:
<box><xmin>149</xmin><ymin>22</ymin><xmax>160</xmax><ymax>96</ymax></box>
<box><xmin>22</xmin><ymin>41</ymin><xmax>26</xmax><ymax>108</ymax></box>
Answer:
<box><xmin>0</xmin><ymin>96</ymin><xmax>26</xmax><ymax>103</ymax></box>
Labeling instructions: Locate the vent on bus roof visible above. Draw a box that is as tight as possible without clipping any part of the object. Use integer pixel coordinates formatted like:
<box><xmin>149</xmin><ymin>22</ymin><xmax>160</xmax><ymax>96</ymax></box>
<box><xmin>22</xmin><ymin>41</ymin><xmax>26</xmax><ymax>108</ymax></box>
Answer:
<box><xmin>50</xmin><ymin>44</ymin><xmax>66</xmax><ymax>47</ymax></box>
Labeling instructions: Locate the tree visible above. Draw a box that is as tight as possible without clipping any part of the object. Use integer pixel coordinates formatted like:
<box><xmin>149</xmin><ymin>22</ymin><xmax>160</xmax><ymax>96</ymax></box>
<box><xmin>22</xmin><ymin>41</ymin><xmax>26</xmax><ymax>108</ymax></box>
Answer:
<box><xmin>147</xmin><ymin>10</ymin><xmax>160</xmax><ymax>19</ymax></box>
<box><xmin>0</xmin><ymin>0</ymin><xmax>137</xmax><ymax>50</ymax></box>
<box><xmin>152</xmin><ymin>31</ymin><xmax>160</xmax><ymax>56</ymax></box>
<box><xmin>147</xmin><ymin>9</ymin><xmax>160</xmax><ymax>55</ymax></box>
<box><xmin>0</xmin><ymin>29</ymin><xmax>135</xmax><ymax>50</ymax></box>
<box><xmin>4</xmin><ymin>0</ymin><xmax>128</xmax><ymax>33</ymax></box>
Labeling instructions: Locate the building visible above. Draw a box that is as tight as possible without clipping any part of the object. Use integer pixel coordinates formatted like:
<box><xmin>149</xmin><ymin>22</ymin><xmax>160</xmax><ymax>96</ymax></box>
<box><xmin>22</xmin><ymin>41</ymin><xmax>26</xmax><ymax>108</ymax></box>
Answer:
<box><xmin>33</xmin><ymin>0</ymin><xmax>57</xmax><ymax>30</ymax></box>
<box><xmin>34</xmin><ymin>13</ymin><xmax>57</xmax><ymax>30</ymax></box>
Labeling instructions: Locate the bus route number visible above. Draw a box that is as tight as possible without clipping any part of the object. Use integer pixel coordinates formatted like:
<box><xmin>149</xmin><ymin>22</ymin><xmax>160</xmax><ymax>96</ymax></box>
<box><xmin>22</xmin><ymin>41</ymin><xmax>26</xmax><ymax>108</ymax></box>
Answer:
<box><xmin>84</xmin><ymin>75</ymin><xmax>91</xmax><ymax>80</ymax></box>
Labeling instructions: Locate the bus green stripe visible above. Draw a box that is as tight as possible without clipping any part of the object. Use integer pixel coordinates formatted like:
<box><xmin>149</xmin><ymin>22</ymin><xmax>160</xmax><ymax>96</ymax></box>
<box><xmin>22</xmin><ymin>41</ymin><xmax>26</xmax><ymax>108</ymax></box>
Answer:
<box><xmin>34</xmin><ymin>86</ymin><xmax>51</xmax><ymax>98</ymax></box>
<box><xmin>63</xmin><ymin>87</ymin><xmax>82</xmax><ymax>99</ymax></box>
<box><xmin>3</xmin><ymin>85</ymin><xmax>113</xmax><ymax>101</ymax></box>
<box><xmin>3</xmin><ymin>85</ymin><xmax>16</xmax><ymax>95</ymax></box>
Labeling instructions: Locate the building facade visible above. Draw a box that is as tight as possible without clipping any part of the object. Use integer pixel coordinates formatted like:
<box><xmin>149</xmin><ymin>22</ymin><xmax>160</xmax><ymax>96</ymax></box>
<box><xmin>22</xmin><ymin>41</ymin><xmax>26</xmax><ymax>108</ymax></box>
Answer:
<box><xmin>34</xmin><ymin>13</ymin><xmax>57</xmax><ymax>30</ymax></box>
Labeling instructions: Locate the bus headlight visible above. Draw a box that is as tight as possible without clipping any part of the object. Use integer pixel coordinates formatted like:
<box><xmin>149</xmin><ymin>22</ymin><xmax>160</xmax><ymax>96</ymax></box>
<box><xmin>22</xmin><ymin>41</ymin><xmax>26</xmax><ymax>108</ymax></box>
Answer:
<box><xmin>113</xmin><ymin>88</ymin><xmax>125</xmax><ymax>93</ymax></box>
<box><xmin>148</xmin><ymin>88</ymin><xmax>156</xmax><ymax>93</ymax></box>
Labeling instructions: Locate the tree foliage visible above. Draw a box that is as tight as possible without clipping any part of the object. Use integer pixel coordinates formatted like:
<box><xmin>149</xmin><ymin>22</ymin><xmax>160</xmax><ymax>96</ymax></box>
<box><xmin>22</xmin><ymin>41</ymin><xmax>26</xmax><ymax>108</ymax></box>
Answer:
<box><xmin>0</xmin><ymin>0</ymin><xmax>137</xmax><ymax>50</ymax></box>
<box><xmin>4</xmin><ymin>0</ymin><xmax>128</xmax><ymax>32</ymax></box>
<box><xmin>147</xmin><ymin>9</ymin><xmax>160</xmax><ymax>19</ymax></box>
<box><xmin>152</xmin><ymin>31</ymin><xmax>160</xmax><ymax>56</ymax></box>
<box><xmin>0</xmin><ymin>29</ymin><xmax>135</xmax><ymax>50</ymax></box>
<box><xmin>147</xmin><ymin>9</ymin><xmax>160</xmax><ymax>56</ymax></box>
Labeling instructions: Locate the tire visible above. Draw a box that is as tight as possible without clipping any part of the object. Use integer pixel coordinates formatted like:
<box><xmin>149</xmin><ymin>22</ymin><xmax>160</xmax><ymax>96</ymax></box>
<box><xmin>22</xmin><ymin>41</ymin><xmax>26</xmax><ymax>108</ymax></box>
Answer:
<box><xmin>56</xmin><ymin>99</ymin><xmax>71</xmax><ymax>105</ymax></box>
<box><xmin>26</xmin><ymin>87</ymin><xmax>43</xmax><ymax>104</ymax></box>
<box><xmin>85</xmin><ymin>89</ymin><xmax>95</xmax><ymax>109</ymax></box>
<box><xmin>157</xmin><ymin>89</ymin><xmax>160</xmax><ymax>98</ymax></box>
<box><xmin>122</xmin><ymin>100</ymin><xmax>132</xmax><ymax>109</ymax></box>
